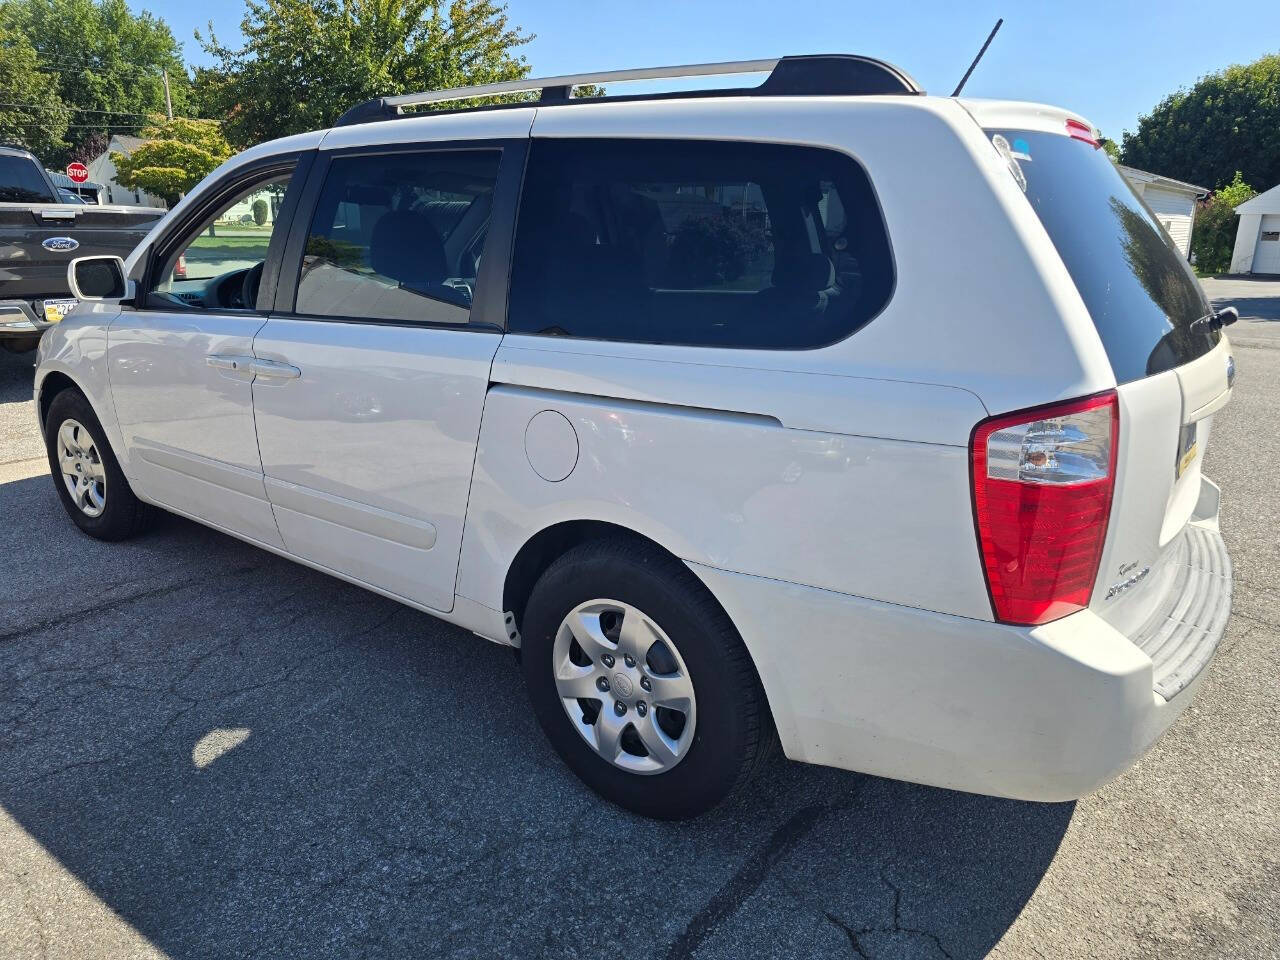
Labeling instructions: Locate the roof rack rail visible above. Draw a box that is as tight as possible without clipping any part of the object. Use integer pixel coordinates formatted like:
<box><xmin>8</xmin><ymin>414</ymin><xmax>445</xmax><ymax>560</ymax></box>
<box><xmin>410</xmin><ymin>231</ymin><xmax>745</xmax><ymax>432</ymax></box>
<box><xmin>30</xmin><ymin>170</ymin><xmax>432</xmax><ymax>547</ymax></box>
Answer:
<box><xmin>334</xmin><ymin>54</ymin><xmax>922</xmax><ymax>127</ymax></box>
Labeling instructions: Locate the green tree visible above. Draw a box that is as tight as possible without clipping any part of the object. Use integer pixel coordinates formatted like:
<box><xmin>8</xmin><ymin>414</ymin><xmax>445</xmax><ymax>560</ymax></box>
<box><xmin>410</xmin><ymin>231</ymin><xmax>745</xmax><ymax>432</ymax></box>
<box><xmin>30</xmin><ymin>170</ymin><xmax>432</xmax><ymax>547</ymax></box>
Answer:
<box><xmin>0</xmin><ymin>0</ymin><xmax>190</xmax><ymax>165</ymax></box>
<box><xmin>197</xmin><ymin>0</ymin><xmax>532</xmax><ymax>149</ymax></box>
<box><xmin>251</xmin><ymin>197</ymin><xmax>268</xmax><ymax>225</ymax></box>
<box><xmin>1191</xmin><ymin>172</ymin><xmax>1257</xmax><ymax>276</ymax></box>
<box><xmin>111</xmin><ymin>115</ymin><xmax>232</xmax><ymax>205</ymax></box>
<box><xmin>1120</xmin><ymin>53</ymin><xmax>1280</xmax><ymax>191</ymax></box>
<box><xmin>0</xmin><ymin>26</ymin><xmax>71</xmax><ymax>158</ymax></box>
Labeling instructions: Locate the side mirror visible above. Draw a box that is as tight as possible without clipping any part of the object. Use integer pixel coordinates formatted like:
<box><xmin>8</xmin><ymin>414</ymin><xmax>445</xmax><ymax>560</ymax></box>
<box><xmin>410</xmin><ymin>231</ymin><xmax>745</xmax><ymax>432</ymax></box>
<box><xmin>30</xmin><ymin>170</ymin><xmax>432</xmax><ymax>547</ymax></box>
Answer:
<box><xmin>67</xmin><ymin>255</ymin><xmax>129</xmax><ymax>301</ymax></box>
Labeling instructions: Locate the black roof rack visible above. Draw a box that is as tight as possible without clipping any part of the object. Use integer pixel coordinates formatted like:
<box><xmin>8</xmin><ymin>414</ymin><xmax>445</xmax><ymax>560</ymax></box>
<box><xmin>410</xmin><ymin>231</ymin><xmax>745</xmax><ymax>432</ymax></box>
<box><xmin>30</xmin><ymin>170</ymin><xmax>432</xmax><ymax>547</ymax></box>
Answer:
<box><xmin>334</xmin><ymin>54</ymin><xmax>922</xmax><ymax>127</ymax></box>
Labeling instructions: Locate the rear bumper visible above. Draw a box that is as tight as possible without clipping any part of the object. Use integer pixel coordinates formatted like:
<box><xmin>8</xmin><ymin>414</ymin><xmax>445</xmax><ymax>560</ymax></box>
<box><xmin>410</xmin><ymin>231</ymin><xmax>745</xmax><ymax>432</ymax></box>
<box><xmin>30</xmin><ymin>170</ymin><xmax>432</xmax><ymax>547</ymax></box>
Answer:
<box><xmin>687</xmin><ymin>481</ymin><xmax>1231</xmax><ymax>802</ymax></box>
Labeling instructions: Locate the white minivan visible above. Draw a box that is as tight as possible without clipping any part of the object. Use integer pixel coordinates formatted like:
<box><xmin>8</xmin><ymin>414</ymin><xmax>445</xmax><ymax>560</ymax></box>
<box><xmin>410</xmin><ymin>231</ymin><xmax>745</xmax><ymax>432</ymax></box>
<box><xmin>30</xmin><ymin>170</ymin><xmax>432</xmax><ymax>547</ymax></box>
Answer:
<box><xmin>38</xmin><ymin>56</ymin><xmax>1234</xmax><ymax>819</ymax></box>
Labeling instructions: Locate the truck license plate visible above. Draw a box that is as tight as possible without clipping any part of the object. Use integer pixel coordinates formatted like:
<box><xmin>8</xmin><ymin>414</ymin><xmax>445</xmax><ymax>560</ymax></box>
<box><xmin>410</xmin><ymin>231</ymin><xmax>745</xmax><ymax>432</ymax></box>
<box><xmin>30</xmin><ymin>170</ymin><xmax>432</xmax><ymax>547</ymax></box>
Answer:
<box><xmin>42</xmin><ymin>298</ymin><xmax>78</xmax><ymax>323</ymax></box>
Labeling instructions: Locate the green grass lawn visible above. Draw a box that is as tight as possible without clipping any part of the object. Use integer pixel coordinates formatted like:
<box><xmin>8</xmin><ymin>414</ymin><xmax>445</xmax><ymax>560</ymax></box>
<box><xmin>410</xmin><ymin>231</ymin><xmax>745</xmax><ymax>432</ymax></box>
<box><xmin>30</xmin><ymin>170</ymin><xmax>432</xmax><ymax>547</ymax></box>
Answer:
<box><xmin>184</xmin><ymin>236</ymin><xmax>271</xmax><ymax>260</ymax></box>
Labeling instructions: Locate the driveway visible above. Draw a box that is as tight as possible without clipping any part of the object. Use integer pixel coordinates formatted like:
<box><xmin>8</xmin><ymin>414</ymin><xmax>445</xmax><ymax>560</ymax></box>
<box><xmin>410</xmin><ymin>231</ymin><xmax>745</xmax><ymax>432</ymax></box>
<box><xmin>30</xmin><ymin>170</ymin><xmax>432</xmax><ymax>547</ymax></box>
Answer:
<box><xmin>0</xmin><ymin>283</ymin><xmax>1277</xmax><ymax>959</ymax></box>
<box><xmin>1201</xmin><ymin>275</ymin><xmax>1280</xmax><ymax>347</ymax></box>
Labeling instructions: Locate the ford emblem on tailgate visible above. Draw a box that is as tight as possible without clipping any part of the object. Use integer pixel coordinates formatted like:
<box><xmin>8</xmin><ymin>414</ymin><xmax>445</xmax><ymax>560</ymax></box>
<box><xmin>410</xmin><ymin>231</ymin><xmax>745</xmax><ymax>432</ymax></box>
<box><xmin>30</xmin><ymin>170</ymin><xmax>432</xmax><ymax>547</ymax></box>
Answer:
<box><xmin>42</xmin><ymin>236</ymin><xmax>79</xmax><ymax>252</ymax></box>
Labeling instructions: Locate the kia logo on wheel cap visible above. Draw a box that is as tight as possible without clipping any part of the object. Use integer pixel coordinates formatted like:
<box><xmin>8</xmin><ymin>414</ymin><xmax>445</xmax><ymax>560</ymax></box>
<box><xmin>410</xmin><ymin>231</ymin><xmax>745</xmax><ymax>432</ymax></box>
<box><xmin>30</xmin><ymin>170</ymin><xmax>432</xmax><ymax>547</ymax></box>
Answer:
<box><xmin>42</xmin><ymin>236</ymin><xmax>79</xmax><ymax>252</ymax></box>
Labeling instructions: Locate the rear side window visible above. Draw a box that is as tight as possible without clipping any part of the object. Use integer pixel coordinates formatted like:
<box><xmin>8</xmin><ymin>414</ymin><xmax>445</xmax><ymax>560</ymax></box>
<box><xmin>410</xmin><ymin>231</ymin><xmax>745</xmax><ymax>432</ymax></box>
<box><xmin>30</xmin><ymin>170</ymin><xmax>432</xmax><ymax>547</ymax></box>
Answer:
<box><xmin>295</xmin><ymin>150</ymin><xmax>500</xmax><ymax>325</ymax></box>
<box><xmin>0</xmin><ymin>155</ymin><xmax>56</xmax><ymax>203</ymax></box>
<box><xmin>508</xmin><ymin>138</ymin><xmax>893</xmax><ymax>349</ymax></box>
<box><xmin>993</xmin><ymin>130</ymin><xmax>1217</xmax><ymax>383</ymax></box>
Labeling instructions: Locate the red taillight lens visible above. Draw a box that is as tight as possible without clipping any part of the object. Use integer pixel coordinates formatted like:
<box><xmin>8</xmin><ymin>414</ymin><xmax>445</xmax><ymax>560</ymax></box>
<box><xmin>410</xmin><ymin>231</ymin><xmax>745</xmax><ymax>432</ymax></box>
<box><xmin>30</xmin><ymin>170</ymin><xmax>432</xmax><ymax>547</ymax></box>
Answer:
<box><xmin>175</xmin><ymin>253</ymin><xmax>187</xmax><ymax>279</ymax></box>
<box><xmin>971</xmin><ymin>391</ymin><xmax>1119</xmax><ymax>626</ymax></box>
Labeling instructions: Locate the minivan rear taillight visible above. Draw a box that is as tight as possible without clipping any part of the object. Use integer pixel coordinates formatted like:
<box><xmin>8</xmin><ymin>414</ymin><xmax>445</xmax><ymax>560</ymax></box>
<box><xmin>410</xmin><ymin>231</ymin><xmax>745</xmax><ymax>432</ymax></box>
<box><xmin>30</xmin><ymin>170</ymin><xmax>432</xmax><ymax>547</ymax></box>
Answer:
<box><xmin>971</xmin><ymin>391</ymin><xmax>1119</xmax><ymax>626</ymax></box>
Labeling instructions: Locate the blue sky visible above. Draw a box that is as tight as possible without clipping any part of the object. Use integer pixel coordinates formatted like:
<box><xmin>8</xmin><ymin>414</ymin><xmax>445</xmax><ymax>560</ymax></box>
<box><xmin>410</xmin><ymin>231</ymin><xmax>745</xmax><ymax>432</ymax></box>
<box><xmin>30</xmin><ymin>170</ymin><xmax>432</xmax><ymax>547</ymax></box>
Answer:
<box><xmin>154</xmin><ymin>0</ymin><xmax>1280</xmax><ymax>141</ymax></box>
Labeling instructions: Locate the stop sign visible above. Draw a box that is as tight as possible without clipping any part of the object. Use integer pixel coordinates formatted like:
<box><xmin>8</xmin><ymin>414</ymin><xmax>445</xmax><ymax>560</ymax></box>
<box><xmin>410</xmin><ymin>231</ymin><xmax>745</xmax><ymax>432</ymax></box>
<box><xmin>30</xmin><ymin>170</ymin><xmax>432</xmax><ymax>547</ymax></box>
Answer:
<box><xmin>66</xmin><ymin>161</ymin><xmax>89</xmax><ymax>183</ymax></box>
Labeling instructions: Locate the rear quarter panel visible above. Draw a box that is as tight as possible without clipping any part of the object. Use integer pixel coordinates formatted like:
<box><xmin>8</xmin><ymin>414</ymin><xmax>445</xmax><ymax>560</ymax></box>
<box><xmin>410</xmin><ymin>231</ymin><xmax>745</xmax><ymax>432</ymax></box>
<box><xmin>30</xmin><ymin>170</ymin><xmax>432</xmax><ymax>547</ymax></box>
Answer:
<box><xmin>456</xmin><ymin>370</ymin><xmax>994</xmax><ymax>621</ymax></box>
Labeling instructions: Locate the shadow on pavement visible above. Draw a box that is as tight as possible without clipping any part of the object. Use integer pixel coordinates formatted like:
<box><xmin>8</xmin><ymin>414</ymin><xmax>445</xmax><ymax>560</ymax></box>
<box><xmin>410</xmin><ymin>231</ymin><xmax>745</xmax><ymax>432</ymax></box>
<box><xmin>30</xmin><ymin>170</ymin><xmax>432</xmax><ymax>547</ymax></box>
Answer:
<box><xmin>1216</xmin><ymin>297</ymin><xmax>1280</xmax><ymax>323</ymax></box>
<box><xmin>0</xmin><ymin>348</ymin><xmax>36</xmax><ymax>405</ymax></box>
<box><xmin>0</xmin><ymin>468</ymin><xmax>1073</xmax><ymax>959</ymax></box>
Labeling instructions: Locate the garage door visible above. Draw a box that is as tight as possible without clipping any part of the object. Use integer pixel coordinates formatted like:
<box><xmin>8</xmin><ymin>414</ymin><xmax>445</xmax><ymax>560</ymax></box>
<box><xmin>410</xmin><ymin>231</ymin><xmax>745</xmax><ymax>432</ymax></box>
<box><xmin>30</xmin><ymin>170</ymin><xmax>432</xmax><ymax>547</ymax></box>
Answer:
<box><xmin>1254</xmin><ymin>215</ymin><xmax>1280</xmax><ymax>275</ymax></box>
<box><xmin>1142</xmin><ymin>186</ymin><xmax>1195</xmax><ymax>256</ymax></box>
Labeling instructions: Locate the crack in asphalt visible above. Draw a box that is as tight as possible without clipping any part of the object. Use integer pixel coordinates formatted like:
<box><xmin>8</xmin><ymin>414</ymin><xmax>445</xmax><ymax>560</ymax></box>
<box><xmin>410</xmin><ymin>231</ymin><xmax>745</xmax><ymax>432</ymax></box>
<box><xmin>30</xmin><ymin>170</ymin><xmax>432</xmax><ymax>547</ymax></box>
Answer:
<box><xmin>658</xmin><ymin>785</ymin><xmax>958</xmax><ymax>960</ymax></box>
<box><xmin>820</xmin><ymin>864</ymin><xmax>956</xmax><ymax>959</ymax></box>
<box><xmin>238</xmin><ymin>802</ymin><xmax>599</xmax><ymax>959</ymax></box>
<box><xmin>662</xmin><ymin>803</ymin><xmax>832</xmax><ymax>959</ymax></box>
<box><xmin>1</xmin><ymin>603</ymin><xmax>402</xmax><ymax>791</ymax></box>
<box><xmin>0</xmin><ymin>563</ymin><xmax>263</xmax><ymax>645</ymax></box>
<box><xmin>2</xmin><ymin>861</ymin><xmax>51</xmax><ymax>960</ymax></box>
<box><xmin>825</xmin><ymin>911</ymin><xmax>871</xmax><ymax>958</ymax></box>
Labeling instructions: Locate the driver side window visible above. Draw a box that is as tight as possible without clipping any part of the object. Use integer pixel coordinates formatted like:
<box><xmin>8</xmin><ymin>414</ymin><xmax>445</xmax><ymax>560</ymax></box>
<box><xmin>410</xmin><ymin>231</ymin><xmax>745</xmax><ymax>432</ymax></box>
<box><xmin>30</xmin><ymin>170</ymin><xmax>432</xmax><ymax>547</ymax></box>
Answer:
<box><xmin>150</xmin><ymin>172</ymin><xmax>294</xmax><ymax>311</ymax></box>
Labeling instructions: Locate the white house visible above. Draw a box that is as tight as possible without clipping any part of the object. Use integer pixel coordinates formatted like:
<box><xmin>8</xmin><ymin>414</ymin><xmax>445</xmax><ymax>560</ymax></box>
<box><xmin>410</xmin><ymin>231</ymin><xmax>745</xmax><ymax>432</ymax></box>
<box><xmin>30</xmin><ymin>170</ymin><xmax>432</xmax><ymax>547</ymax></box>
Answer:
<box><xmin>1229</xmin><ymin>183</ymin><xmax>1280</xmax><ymax>275</ymax></box>
<box><xmin>1119</xmin><ymin>165</ymin><xmax>1207</xmax><ymax>259</ymax></box>
<box><xmin>85</xmin><ymin>134</ymin><xmax>168</xmax><ymax>209</ymax></box>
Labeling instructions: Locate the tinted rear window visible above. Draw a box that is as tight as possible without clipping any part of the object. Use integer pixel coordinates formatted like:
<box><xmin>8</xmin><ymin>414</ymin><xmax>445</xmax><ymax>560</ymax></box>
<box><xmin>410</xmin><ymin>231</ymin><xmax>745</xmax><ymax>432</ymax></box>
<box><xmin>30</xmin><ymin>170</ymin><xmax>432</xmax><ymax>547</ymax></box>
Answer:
<box><xmin>0</xmin><ymin>155</ymin><xmax>56</xmax><ymax>203</ymax></box>
<box><xmin>994</xmin><ymin>130</ymin><xmax>1217</xmax><ymax>383</ymax></box>
<box><xmin>508</xmin><ymin>138</ymin><xmax>893</xmax><ymax>349</ymax></box>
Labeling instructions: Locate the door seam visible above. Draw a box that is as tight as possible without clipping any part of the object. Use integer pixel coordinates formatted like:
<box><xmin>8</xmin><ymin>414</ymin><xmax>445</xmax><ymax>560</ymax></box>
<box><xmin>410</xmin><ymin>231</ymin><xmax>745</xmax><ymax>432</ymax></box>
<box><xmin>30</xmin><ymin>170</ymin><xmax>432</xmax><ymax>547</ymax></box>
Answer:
<box><xmin>249</xmin><ymin>314</ymin><xmax>288</xmax><ymax>546</ymax></box>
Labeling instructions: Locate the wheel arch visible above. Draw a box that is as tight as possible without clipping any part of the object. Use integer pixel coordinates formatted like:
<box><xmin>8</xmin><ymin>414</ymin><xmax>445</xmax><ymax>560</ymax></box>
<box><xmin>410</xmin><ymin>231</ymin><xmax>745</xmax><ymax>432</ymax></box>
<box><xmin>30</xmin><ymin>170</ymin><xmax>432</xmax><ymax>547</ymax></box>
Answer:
<box><xmin>36</xmin><ymin>362</ymin><xmax>139</xmax><ymax>489</ymax></box>
<box><xmin>37</xmin><ymin>369</ymin><xmax>83</xmax><ymax>430</ymax></box>
<box><xmin>502</xmin><ymin>520</ymin><xmax>686</xmax><ymax>637</ymax></box>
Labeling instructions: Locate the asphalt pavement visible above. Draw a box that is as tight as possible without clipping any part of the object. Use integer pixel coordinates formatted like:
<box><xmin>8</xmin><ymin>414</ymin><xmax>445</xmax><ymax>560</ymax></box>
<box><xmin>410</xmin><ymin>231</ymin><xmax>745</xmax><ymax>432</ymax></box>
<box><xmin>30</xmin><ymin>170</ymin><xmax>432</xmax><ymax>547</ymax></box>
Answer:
<box><xmin>0</xmin><ymin>280</ymin><xmax>1276</xmax><ymax>959</ymax></box>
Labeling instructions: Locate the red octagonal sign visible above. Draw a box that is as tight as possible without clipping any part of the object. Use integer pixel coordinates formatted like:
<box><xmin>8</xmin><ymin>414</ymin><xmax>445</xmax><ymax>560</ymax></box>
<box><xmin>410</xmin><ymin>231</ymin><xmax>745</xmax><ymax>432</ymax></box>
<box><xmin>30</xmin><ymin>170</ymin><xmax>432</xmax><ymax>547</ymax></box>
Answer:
<box><xmin>66</xmin><ymin>161</ymin><xmax>89</xmax><ymax>183</ymax></box>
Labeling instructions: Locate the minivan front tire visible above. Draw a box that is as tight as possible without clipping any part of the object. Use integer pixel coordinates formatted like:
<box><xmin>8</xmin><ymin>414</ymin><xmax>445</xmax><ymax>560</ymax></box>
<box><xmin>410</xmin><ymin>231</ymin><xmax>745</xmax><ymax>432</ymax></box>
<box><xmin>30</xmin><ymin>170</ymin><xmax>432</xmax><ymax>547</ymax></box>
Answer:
<box><xmin>521</xmin><ymin>538</ymin><xmax>774</xmax><ymax>819</ymax></box>
<box><xmin>44</xmin><ymin>389</ymin><xmax>152</xmax><ymax>541</ymax></box>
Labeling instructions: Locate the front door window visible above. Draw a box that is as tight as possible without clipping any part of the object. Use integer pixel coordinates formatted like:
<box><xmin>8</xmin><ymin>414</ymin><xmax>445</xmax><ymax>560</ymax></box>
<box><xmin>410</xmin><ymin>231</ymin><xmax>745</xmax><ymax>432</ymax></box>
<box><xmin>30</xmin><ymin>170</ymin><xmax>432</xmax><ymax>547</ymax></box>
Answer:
<box><xmin>149</xmin><ymin>175</ymin><xmax>293</xmax><ymax>311</ymax></box>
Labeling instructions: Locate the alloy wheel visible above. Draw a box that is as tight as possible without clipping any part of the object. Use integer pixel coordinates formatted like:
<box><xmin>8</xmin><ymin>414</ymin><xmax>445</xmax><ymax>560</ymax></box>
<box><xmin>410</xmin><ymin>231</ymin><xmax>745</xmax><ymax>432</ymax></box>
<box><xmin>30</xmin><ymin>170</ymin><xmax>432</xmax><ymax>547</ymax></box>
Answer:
<box><xmin>56</xmin><ymin>419</ymin><xmax>107</xmax><ymax>518</ymax></box>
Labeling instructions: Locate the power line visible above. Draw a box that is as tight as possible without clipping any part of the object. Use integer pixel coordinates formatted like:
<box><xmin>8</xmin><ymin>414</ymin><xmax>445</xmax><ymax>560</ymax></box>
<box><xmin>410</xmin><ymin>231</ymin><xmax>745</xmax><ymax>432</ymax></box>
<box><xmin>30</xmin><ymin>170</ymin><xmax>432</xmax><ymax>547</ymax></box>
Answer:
<box><xmin>0</xmin><ymin>101</ymin><xmax>159</xmax><ymax>117</ymax></box>
<box><xmin>1</xmin><ymin>48</ymin><xmax>179</xmax><ymax>77</ymax></box>
<box><xmin>1</xmin><ymin>120</ymin><xmax>150</xmax><ymax>129</ymax></box>
<box><xmin>32</xmin><ymin>65</ymin><xmax>164</xmax><ymax>80</ymax></box>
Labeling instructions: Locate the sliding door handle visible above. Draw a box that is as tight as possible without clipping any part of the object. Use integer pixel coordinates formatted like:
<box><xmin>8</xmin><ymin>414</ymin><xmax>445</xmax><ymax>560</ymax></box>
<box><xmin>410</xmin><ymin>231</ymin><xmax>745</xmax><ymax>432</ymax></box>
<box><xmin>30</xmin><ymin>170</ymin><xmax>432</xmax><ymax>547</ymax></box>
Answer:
<box><xmin>250</xmin><ymin>358</ymin><xmax>302</xmax><ymax>380</ymax></box>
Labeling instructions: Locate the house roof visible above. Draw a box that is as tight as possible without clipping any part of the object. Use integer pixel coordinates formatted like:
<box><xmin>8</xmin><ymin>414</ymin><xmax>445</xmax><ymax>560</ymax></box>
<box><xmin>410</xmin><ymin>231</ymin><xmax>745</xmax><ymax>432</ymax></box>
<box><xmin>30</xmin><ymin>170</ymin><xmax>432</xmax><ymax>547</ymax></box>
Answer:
<box><xmin>46</xmin><ymin>169</ymin><xmax>104</xmax><ymax>191</ymax></box>
<box><xmin>1236</xmin><ymin>182</ymin><xmax>1280</xmax><ymax>215</ymax></box>
<box><xmin>103</xmin><ymin>134</ymin><xmax>147</xmax><ymax>156</ymax></box>
<box><xmin>1118</xmin><ymin>165</ymin><xmax>1208</xmax><ymax>198</ymax></box>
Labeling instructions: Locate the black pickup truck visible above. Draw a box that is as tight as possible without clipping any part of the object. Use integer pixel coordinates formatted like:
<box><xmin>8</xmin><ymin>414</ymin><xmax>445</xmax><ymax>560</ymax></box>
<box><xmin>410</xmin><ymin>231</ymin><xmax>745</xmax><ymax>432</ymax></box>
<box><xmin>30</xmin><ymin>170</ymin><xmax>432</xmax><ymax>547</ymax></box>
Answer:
<box><xmin>1</xmin><ymin>143</ymin><xmax>165</xmax><ymax>353</ymax></box>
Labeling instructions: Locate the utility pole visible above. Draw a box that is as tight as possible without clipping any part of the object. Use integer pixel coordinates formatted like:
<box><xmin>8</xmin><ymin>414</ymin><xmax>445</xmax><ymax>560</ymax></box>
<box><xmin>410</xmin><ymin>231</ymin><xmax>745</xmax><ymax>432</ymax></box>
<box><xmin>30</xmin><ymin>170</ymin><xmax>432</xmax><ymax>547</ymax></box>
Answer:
<box><xmin>163</xmin><ymin>68</ymin><xmax>173</xmax><ymax>120</ymax></box>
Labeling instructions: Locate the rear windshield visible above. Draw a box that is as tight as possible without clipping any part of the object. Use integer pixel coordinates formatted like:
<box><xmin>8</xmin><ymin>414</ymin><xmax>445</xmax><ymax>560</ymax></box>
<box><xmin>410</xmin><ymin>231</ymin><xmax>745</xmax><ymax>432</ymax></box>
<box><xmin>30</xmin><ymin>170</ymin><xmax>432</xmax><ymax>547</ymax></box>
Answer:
<box><xmin>992</xmin><ymin>129</ymin><xmax>1217</xmax><ymax>383</ymax></box>
<box><xmin>0</xmin><ymin>155</ymin><xmax>56</xmax><ymax>203</ymax></box>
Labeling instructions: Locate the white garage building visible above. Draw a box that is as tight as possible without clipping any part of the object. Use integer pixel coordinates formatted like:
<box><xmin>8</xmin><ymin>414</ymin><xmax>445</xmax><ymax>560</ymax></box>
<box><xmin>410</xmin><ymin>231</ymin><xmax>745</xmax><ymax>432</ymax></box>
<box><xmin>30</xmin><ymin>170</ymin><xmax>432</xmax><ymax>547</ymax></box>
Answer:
<box><xmin>1119</xmin><ymin>165</ymin><xmax>1207</xmax><ymax>259</ymax></box>
<box><xmin>1229</xmin><ymin>184</ymin><xmax>1280</xmax><ymax>275</ymax></box>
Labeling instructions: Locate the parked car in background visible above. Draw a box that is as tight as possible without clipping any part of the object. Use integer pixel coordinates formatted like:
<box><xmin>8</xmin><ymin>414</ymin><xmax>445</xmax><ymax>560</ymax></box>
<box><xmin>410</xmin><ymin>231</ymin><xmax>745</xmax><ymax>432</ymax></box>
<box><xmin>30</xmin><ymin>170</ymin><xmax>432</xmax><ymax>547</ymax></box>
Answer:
<box><xmin>35</xmin><ymin>55</ymin><xmax>1235</xmax><ymax>819</ymax></box>
<box><xmin>0</xmin><ymin>143</ymin><xmax>164</xmax><ymax>353</ymax></box>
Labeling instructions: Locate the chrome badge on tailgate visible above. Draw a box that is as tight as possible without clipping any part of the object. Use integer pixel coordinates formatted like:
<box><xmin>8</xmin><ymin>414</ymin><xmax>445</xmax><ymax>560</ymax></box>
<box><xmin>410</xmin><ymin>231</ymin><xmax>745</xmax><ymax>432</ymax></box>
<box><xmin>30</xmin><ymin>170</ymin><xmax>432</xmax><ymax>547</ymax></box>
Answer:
<box><xmin>1105</xmin><ymin>561</ymin><xmax>1151</xmax><ymax>601</ymax></box>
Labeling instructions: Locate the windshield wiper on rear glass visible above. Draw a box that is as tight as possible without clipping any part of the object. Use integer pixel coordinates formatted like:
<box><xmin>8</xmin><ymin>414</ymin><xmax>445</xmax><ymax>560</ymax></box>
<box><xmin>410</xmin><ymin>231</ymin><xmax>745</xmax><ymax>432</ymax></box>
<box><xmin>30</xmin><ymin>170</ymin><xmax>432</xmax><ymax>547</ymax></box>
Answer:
<box><xmin>1189</xmin><ymin>306</ymin><xmax>1239</xmax><ymax>336</ymax></box>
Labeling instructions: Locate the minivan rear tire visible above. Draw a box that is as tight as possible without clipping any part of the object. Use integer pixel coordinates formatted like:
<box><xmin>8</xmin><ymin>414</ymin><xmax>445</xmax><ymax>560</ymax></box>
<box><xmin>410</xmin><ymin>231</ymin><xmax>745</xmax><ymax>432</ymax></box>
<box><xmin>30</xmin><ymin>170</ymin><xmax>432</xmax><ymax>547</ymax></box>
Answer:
<box><xmin>521</xmin><ymin>537</ymin><xmax>775</xmax><ymax>819</ymax></box>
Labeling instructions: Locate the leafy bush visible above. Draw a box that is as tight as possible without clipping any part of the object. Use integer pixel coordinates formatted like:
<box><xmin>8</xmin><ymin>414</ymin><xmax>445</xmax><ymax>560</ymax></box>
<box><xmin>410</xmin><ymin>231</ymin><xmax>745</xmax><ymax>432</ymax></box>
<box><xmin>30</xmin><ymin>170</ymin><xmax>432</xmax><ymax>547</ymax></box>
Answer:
<box><xmin>1191</xmin><ymin>172</ymin><xmax>1257</xmax><ymax>275</ymax></box>
<box><xmin>666</xmin><ymin>214</ymin><xmax>770</xmax><ymax>288</ymax></box>
<box><xmin>252</xmin><ymin>198</ymin><xmax>268</xmax><ymax>226</ymax></box>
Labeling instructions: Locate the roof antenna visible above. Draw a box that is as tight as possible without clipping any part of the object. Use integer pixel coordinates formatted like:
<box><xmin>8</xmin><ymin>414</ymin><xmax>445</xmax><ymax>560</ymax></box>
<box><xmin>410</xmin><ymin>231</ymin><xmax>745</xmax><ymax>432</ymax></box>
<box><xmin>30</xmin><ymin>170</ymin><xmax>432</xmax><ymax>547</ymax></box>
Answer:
<box><xmin>951</xmin><ymin>18</ymin><xmax>1003</xmax><ymax>97</ymax></box>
